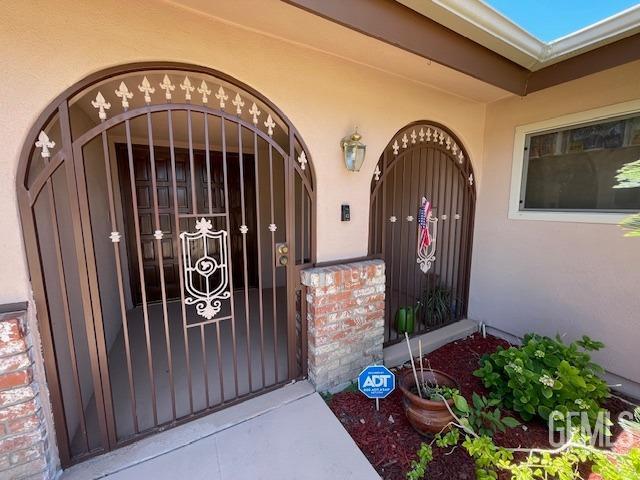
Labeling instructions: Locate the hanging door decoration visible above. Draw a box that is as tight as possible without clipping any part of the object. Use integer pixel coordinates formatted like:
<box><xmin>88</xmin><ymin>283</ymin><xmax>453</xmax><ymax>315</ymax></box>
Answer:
<box><xmin>416</xmin><ymin>197</ymin><xmax>438</xmax><ymax>273</ymax></box>
<box><xmin>180</xmin><ymin>218</ymin><xmax>231</xmax><ymax>320</ymax></box>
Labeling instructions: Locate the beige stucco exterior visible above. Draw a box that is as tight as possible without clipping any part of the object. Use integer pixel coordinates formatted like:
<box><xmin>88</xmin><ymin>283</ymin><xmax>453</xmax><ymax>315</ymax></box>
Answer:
<box><xmin>472</xmin><ymin>60</ymin><xmax>640</xmax><ymax>387</ymax></box>
<box><xmin>1</xmin><ymin>0</ymin><xmax>638</xmax><ymax>401</ymax></box>
<box><xmin>0</xmin><ymin>0</ymin><xmax>488</xmax><ymax>305</ymax></box>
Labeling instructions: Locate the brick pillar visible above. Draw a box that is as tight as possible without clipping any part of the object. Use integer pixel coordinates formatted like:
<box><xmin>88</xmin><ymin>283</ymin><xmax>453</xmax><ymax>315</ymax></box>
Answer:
<box><xmin>301</xmin><ymin>259</ymin><xmax>385</xmax><ymax>392</ymax></box>
<box><xmin>0</xmin><ymin>308</ymin><xmax>55</xmax><ymax>479</ymax></box>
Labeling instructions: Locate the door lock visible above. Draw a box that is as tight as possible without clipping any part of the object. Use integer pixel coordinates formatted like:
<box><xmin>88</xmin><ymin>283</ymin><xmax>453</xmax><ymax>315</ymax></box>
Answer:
<box><xmin>276</xmin><ymin>243</ymin><xmax>289</xmax><ymax>267</ymax></box>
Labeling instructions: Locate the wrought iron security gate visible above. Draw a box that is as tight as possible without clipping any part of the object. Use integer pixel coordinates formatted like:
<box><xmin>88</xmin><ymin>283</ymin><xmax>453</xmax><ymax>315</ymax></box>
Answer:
<box><xmin>369</xmin><ymin>122</ymin><xmax>475</xmax><ymax>345</ymax></box>
<box><xmin>17</xmin><ymin>63</ymin><xmax>314</xmax><ymax>466</ymax></box>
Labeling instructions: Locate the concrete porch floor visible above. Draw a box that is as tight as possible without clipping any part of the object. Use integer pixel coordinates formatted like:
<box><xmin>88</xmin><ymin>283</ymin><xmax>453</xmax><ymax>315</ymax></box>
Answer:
<box><xmin>61</xmin><ymin>381</ymin><xmax>379</xmax><ymax>480</ymax></box>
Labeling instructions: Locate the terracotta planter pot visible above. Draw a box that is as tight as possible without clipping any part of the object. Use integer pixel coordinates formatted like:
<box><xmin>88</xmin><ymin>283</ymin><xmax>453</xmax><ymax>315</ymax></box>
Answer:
<box><xmin>398</xmin><ymin>368</ymin><xmax>459</xmax><ymax>435</ymax></box>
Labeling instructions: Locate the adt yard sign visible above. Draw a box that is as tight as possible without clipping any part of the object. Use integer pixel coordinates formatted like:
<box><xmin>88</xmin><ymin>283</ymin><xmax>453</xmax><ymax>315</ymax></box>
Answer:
<box><xmin>358</xmin><ymin>365</ymin><xmax>395</xmax><ymax>400</ymax></box>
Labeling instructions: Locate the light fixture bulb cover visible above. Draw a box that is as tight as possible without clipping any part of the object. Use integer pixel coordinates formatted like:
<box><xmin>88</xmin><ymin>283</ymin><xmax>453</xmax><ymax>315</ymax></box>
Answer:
<box><xmin>341</xmin><ymin>129</ymin><xmax>366</xmax><ymax>172</ymax></box>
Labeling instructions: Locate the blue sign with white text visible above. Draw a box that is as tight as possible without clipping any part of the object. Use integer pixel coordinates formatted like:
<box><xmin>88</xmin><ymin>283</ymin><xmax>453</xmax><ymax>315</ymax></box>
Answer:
<box><xmin>358</xmin><ymin>365</ymin><xmax>395</xmax><ymax>399</ymax></box>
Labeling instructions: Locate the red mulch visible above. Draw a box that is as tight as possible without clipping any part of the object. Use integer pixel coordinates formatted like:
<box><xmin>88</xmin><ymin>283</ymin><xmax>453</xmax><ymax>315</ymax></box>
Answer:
<box><xmin>327</xmin><ymin>333</ymin><xmax>639</xmax><ymax>480</ymax></box>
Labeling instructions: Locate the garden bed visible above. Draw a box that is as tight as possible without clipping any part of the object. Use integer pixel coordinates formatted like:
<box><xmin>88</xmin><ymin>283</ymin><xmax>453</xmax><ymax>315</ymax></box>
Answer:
<box><xmin>326</xmin><ymin>333</ymin><xmax>638</xmax><ymax>480</ymax></box>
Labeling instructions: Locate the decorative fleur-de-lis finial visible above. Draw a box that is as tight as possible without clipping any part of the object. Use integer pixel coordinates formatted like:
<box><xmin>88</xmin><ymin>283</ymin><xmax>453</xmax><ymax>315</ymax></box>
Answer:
<box><xmin>392</xmin><ymin>140</ymin><xmax>399</xmax><ymax>155</ymax></box>
<box><xmin>159</xmin><ymin>75</ymin><xmax>175</xmax><ymax>101</ymax></box>
<box><xmin>419</xmin><ymin>127</ymin><xmax>425</xmax><ymax>142</ymax></box>
<box><xmin>264</xmin><ymin>114</ymin><xmax>276</xmax><ymax>136</ymax></box>
<box><xmin>438</xmin><ymin>132</ymin><xmax>445</xmax><ymax>145</ymax></box>
<box><xmin>410</xmin><ymin>130</ymin><xmax>417</xmax><ymax>144</ymax></box>
<box><xmin>468</xmin><ymin>173</ymin><xmax>474</xmax><ymax>186</ymax></box>
<box><xmin>401</xmin><ymin>133</ymin><xmax>409</xmax><ymax>148</ymax></box>
<box><xmin>297</xmin><ymin>151</ymin><xmax>308</xmax><ymax>170</ymax></box>
<box><xmin>215</xmin><ymin>86</ymin><xmax>228</xmax><ymax>108</ymax></box>
<box><xmin>268</xmin><ymin>223</ymin><xmax>277</xmax><ymax>232</ymax></box>
<box><xmin>35</xmin><ymin>131</ymin><xmax>55</xmax><ymax>158</ymax></box>
<box><xmin>232</xmin><ymin>93</ymin><xmax>244</xmax><ymax>115</ymax></box>
<box><xmin>239</xmin><ymin>225</ymin><xmax>248</xmax><ymax>234</ymax></box>
<box><xmin>91</xmin><ymin>92</ymin><xmax>111</xmax><ymax>121</ymax></box>
<box><xmin>445</xmin><ymin>137</ymin><xmax>451</xmax><ymax>150</ymax></box>
<box><xmin>249</xmin><ymin>102</ymin><xmax>261</xmax><ymax>125</ymax></box>
<box><xmin>197</xmin><ymin>80</ymin><xmax>211</xmax><ymax>103</ymax></box>
<box><xmin>180</xmin><ymin>76</ymin><xmax>194</xmax><ymax>101</ymax></box>
<box><xmin>458</xmin><ymin>151</ymin><xmax>465</xmax><ymax>164</ymax></box>
<box><xmin>426</xmin><ymin>128</ymin><xmax>432</xmax><ymax>141</ymax></box>
<box><xmin>452</xmin><ymin>143</ymin><xmax>458</xmax><ymax>155</ymax></box>
<box><xmin>138</xmin><ymin>76</ymin><xmax>155</xmax><ymax>104</ymax></box>
<box><xmin>115</xmin><ymin>82</ymin><xmax>133</xmax><ymax>110</ymax></box>
<box><xmin>374</xmin><ymin>165</ymin><xmax>381</xmax><ymax>181</ymax></box>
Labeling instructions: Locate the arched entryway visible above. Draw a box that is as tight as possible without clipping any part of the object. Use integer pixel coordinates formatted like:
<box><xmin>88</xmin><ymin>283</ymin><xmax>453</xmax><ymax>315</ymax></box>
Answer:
<box><xmin>368</xmin><ymin>121</ymin><xmax>475</xmax><ymax>345</ymax></box>
<box><xmin>17</xmin><ymin>63</ymin><xmax>315</xmax><ymax>466</ymax></box>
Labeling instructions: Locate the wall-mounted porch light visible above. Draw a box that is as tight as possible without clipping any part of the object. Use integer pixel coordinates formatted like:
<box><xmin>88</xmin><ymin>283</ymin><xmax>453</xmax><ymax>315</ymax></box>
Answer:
<box><xmin>340</xmin><ymin>127</ymin><xmax>366</xmax><ymax>172</ymax></box>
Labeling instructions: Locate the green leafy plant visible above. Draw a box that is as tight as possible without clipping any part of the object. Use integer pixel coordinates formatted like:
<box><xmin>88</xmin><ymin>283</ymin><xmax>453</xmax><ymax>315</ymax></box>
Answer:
<box><xmin>454</xmin><ymin>392</ymin><xmax>520</xmax><ymax>437</ymax></box>
<box><xmin>406</xmin><ymin>442</ymin><xmax>433</xmax><ymax>480</ymax></box>
<box><xmin>422</xmin><ymin>384</ymin><xmax>459</xmax><ymax>401</ymax></box>
<box><xmin>615</xmin><ymin>159</ymin><xmax>640</xmax><ymax>237</ymax></box>
<box><xmin>462</xmin><ymin>431</ymin><xmax>640</xmax><ymax>480</ymax></box>
<box><xmin>435</xmin><ymin>428</ymin><xmax>459</xmax><ymax>448</ymax></box>
<box><xmin>422</xmin><ymin>285</ymin><xmax>455</xmax><ymax>323</ymax></box>
<box><xmin>473</xmin><ymin>333</ymin><xmax>609</xmax><ymax>426</ymax></box>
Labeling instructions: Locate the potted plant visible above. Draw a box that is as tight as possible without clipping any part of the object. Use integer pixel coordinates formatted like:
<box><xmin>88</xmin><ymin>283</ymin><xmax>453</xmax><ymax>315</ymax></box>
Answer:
<box><xmin>398</xmin><ymin>367</ymin><xmax>460</xmax><ymax>435</ymax></box>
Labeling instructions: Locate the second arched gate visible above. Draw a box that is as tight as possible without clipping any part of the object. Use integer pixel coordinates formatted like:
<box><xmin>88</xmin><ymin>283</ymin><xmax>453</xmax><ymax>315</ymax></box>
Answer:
<box><xmin>369</xmin><ymin>122</ymin><xmax>476</xmax><ymax>345</ymax></box>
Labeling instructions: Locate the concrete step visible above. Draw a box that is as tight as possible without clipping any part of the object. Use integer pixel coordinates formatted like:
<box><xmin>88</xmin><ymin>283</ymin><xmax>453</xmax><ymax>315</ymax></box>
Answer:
<box><xmin>383</xmin><ymin>319</ymin><xmax>478</xmax><ymax>368</ymax></box>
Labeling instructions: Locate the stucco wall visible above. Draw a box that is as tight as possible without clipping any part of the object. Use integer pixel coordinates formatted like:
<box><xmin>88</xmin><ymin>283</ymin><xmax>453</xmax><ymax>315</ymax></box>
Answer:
<box><xmin>471</xmin><ymin>60</ymin><xmax>640</xmax><ymax>386</ymax></box>
<box><xmin>0</xmin><ymin>0</ymin><xmax>486</xmax><ymax>305</ymax></box>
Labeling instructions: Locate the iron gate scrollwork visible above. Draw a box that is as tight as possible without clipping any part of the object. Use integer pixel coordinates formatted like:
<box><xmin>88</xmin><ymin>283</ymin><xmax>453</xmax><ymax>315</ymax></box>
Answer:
<box><xmin>16</xmin><ymin>63</ymin><xmax>315</xmax><ymax>466</ymax></box>
<box><xmin>180</xmin><ymin>218</ymin><xmax>231</xmax><ymax>320</ymax></box>
<box><xmin>369</xmin><ymin>122</ymin><xmax>475</xmax><ymax>345</ymax></box>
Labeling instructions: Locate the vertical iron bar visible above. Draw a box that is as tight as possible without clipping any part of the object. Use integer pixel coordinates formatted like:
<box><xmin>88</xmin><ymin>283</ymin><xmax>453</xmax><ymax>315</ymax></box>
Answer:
<box><xmin>124</xmin><ymin>119</ymin><xmax>158</xmax><ymax>427</ymax></box>
<box><xmin>146</xmin><ymin>113</ymin><xmax>177</xmax><ymax>421</ymax></box>
<box><xmin>200</xmin><ymin>324</ymin><xmax>210</xmax><ymax>406</ymax></box>
<box><xmin>387</xmin><ymin>160</ymin><xmax>397</xmax><ymax>343</ymax></box>
<box><xmin>72</xmin><ymin>142</ymin><xmax>117</xmax><ymax>448</ymax></box>
<box><xmin>167</xmin><ymin>110</ymin><xmax>194</xmax><ymax>414</ymax></box>
<box><xmin>220</xmin><ymin>118</ymin><xmax>239</xmax><ymax>397</ymax></box>
<box><xmin>215</xmin><ymin>320</ymin><xmax>225</xmax><ymax>404</ymax></box>
<box><xmin>268</xmin><ymin>144</ymin><xmax>279</xmax><ymax>381</ymax></box>
<box><xmin>237</xmin><ymin>124</ymin><xmax>253</xmax><ymax>392</ymax></box>
<box><xmin>205</xmin><ymin>115</ymin><xmax>213</xmax><ymax>215</ymax></box>
<box><xmin>45</xmin><ymin>179</ymin><xmax>90</xmax><ymax>449</ymax></box>
<box><xmin>253</xmin><ymin>133</ymin><xmax>266</xmax><ymax>388</ymax></box>
<box><xmin>99</xmin><ymin>130</ymin><xmax>139</xmax><ymax>434</ymax></box>
<box><xmin>416</xmin><ymin>145</ymin><xmax>427</xmax><ymax>331</ymax></box>
<box><xmin>396</xmin><ymin>155</ymin><xmax>406</xmax><ymax>343</ymax></box>
<box><xmin>187</xmin><ymin>111</ymin><xmax>197</xmax><ymax>216</ymax></box>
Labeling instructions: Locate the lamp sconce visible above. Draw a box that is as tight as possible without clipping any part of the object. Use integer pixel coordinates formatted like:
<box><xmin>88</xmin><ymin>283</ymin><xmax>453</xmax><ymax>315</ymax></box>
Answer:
<box><xmin>340</xmin><ymin>127</ymin><xmax>366</xmax><ymax>172</ymax></box>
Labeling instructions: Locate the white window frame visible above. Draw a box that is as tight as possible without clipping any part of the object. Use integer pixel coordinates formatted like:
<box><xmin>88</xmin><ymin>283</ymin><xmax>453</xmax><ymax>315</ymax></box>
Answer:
<box><xmin>509</xmin><ymin>99</ymin><xmax>640</xmax><ymax>224</ymax></box>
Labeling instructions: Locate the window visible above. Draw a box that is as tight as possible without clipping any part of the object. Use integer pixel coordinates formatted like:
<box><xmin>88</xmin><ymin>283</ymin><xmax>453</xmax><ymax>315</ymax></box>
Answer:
<box><xmin>510</xmin><ymin>102</ymin><xmax>640</xmax><ymax>223</ymax></box>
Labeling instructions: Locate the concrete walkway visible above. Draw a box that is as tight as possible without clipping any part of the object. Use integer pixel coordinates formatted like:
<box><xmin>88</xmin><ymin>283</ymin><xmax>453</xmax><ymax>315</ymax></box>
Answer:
<box><xmin>61</xmin><ymin>381</ymin><xmax>379</xmax><ymax>480</ymax></box>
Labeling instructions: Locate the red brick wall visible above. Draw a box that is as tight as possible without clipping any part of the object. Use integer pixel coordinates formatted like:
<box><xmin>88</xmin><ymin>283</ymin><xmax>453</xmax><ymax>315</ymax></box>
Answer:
<box><xmin>0</xmin><ymin>310</ymin><xmax>53</xmax><ymax>479</ymax></box>
<box><xmin>301</xmin><ymin>260</ymin><xmax>385</xmax><ymax>391</ymax></box>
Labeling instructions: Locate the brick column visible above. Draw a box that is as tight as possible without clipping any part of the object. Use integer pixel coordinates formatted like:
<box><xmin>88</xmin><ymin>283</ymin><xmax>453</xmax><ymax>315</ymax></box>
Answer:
<box><xmin>0</xmin><ymin>308</ymin><xmax>55</xmax><ymax>479</ymax></box>
<box><xmin>301</xmin><ymin>259</ymin><xmax>385</xmax><ymax>392</ymax></box>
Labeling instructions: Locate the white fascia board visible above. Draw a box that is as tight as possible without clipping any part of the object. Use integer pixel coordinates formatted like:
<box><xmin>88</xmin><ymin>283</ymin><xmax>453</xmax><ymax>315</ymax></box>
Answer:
<box><xmin>397</xmin><ymin>0</ymin><xmax>640</xmax><ymax>70</ymax></box>
<box><xmin>546</xmin><ymin>4</ymin><xmax>640</xmax><ymax>61</ymax></box>
<box><xmin>431</xmin><ymin>0</ymin><xmax>545</xmax><ymax>59</ymax></box>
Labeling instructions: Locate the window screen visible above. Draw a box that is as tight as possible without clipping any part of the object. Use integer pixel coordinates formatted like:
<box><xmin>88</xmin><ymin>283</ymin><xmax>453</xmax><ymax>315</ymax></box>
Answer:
<box><xmin>522</xmin><ymin>113</ymin><xmax>640</xmax><ymax>212</ymax></box>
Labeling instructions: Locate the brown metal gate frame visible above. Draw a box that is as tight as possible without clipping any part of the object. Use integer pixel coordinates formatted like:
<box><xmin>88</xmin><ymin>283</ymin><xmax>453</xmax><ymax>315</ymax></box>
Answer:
<box><xmin>368</xmin><ymin>121</ymin><xmax>476</xmax><ymax>346</ymax></box>
<box><xmin>16</xmin><ymin>63</ymin><xmax>315</xmax><ymax>466</ymax></box>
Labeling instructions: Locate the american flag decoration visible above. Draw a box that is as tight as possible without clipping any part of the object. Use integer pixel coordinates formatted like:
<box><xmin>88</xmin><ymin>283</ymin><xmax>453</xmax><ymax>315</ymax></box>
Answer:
<box><xmin>416</xmin><ymin>196</ymin><xmax>438</xmax><ymax>273</ymax></box>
